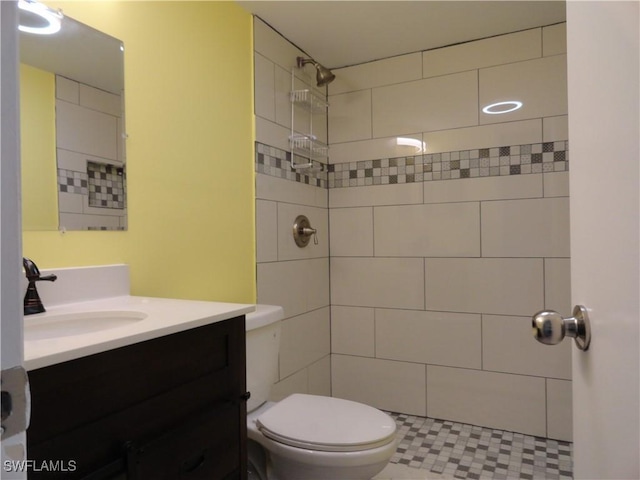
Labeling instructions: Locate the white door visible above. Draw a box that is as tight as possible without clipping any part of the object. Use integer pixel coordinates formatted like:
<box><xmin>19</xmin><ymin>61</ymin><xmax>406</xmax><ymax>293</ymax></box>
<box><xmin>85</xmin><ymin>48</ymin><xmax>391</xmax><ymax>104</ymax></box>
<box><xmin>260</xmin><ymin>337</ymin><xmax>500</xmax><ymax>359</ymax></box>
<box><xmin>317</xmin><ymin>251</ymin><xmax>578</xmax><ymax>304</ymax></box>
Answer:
<box><xmin>1</xmin><ymin>2</ymin><xmax>28</xmax><ymax>479</ymax></box>
<box><xmin>566</xmin><ymin>1</ymin><xmax>639</xmax><ymax>479</ymax></box>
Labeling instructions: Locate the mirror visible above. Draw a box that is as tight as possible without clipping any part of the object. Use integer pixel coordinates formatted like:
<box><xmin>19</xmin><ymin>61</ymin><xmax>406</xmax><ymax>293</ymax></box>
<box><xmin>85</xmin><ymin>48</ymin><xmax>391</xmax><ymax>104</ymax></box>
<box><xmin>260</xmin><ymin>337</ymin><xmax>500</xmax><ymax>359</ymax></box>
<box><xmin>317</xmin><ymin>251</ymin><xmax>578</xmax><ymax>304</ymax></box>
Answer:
<box><xmin>20</xmin><ymin>2</ymin><xmax>127</xmax><ymax>231</ymax></box>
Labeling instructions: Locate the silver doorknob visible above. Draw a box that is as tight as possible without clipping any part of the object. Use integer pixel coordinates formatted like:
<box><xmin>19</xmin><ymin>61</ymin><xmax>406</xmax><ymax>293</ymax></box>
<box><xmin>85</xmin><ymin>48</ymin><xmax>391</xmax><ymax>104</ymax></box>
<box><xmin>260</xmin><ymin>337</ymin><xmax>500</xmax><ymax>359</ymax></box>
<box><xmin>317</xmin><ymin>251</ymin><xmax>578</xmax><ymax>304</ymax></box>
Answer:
<box><xmin>532</xmin><ymin>305</ymin><xmax>591</xmax><ymax>351</ymax></box>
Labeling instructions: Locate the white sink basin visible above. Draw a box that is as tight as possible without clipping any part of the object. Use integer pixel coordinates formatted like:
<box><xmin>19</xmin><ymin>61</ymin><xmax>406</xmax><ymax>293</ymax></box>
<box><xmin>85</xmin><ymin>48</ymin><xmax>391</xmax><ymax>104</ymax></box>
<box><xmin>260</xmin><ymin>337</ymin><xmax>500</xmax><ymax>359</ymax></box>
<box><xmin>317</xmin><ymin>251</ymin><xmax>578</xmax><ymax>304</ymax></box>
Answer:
<box><xmin>25</xmin><ymin>311</ymin><xmax>147</xmax><ymax>341</ymax></box>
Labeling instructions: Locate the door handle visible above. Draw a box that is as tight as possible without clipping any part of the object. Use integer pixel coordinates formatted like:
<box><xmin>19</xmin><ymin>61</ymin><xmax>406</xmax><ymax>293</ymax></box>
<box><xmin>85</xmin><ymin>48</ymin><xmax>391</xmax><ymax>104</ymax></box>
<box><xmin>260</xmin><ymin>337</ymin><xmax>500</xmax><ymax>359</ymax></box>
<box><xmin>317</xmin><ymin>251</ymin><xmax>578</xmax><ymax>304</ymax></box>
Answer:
<box><xmin>532</xmin><ymin>305</ymin><xmax>591</xmax><ymax>351</ymax></box>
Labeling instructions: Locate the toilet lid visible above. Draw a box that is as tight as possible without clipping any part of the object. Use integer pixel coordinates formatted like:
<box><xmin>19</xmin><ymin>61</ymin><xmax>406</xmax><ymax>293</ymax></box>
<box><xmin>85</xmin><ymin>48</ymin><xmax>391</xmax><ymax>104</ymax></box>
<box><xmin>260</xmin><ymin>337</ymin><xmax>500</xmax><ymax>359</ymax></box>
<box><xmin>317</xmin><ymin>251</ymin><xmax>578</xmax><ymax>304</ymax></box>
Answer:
<box><xmin>256</xmin><ymin>394</ymin><xmax>397</xmax><ymax>452</ymax></box>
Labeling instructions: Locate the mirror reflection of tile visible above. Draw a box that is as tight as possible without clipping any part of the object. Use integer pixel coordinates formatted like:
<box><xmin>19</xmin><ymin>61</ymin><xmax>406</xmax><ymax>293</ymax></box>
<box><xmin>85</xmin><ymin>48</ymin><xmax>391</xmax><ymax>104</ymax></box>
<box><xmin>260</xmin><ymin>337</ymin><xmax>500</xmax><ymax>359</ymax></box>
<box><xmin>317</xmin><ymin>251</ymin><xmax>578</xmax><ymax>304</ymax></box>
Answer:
<box><xmin>56</xmin><ymin>75</ymin><xmax>126</xmax><ymax>231</ymax></box>
<box><xmin>87</xmin><ymin>161</ymin><xmax>125</xmax><ymax>209</ymax></box>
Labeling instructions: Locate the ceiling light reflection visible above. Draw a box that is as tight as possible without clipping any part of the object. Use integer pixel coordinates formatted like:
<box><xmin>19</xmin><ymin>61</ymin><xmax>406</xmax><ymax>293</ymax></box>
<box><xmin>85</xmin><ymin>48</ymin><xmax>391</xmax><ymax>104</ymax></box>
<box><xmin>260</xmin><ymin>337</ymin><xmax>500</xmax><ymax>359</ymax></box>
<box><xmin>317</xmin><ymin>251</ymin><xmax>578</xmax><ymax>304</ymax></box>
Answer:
<box><xmin>482</xmin><ymin>101</ymin><xmax>523</xmax><ymax>115</ymax></box>
<box><xmin>18</xmin><ymin>0</ymin><xmax>63</xmax><ymax>35</ymax></box>
<box><xmin>396</xmin><ymin>137</ymin><xmax>426</xmax><ymax>153</ymax></box>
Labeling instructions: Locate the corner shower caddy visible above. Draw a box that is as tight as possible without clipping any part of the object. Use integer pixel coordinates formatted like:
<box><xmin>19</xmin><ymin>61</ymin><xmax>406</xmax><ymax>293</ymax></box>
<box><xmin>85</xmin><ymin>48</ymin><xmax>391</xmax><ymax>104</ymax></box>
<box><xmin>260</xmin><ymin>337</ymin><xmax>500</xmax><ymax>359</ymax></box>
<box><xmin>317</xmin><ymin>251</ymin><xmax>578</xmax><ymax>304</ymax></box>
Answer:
<box><xmin>289</xmin><ymin>70</ymin><xmax>329</xmax><ymax>170</ymax></box>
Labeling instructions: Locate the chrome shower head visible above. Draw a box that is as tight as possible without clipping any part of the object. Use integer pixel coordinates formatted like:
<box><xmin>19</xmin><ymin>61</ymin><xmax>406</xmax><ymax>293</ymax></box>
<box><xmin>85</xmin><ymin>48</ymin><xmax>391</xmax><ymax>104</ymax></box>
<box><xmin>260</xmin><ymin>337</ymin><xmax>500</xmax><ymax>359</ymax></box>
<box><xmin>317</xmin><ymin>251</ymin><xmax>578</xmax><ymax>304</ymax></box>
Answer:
<box><xmin>296</xmin><ymin>56</ymin><xmax>336</xmax><ymax>87</ymax></box>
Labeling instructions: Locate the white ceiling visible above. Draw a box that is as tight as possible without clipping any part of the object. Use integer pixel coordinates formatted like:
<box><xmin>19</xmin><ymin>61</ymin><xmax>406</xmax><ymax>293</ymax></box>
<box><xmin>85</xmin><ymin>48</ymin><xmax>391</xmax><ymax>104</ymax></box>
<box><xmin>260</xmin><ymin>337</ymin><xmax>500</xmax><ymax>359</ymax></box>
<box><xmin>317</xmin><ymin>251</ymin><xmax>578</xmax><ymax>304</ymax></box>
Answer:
<box><xmin>236</xmin><ymin>1</ymin><xmax>566</xmax><ymax>69</ymax></box>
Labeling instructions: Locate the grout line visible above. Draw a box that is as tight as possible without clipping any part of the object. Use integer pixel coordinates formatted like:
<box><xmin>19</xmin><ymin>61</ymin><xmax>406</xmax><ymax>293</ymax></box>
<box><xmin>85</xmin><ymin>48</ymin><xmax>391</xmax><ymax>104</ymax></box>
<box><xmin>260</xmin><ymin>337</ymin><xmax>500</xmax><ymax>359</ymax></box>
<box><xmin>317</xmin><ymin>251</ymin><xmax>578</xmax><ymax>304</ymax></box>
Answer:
<box><xmin>479</xmin><ymin>201</ymin><xmax>483</xmax><ymax>257</ymax></box>
<box><xmin>480</xmin><ymin>314</ymin><xmax>484</xmax><ymax>371</ymax></box>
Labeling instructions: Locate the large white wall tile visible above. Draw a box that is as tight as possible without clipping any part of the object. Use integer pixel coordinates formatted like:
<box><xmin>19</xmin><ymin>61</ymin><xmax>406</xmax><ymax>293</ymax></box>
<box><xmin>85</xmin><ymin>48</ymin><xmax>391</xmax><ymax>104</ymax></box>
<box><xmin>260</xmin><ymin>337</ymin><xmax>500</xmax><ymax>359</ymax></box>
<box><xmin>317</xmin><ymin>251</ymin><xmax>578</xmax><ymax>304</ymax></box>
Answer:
<box><xmin>543</xmin><ymin>115</ymin><xmax>568</xmax><ymax>141</ymax></box>
<box><xmin>257</xmin><ymin>258</ymin><xmax>329</xmax><ymax>318</ymax></box>
<box><xmin>254</xmin><ymin>53</ymin><xmax>276</xmax><ymax>121</ymax></box>
<box><xmin>547</xmin><ymin>379</ymin><xmax>572</xmax><ymax>441</ymax></box>
<box><xmin>331</xmin><ymin>306</ymin><xmax>375</xmax><ymax>357</ymax></box>
<box><xmin>277</xmin><ymin>203</ymin><xmax>328</xmax><ymax>260</ymax></box>
<box><xmin>56</xmin><ymin>149</ymin><xmax>110</xmax><ymax>172</ymax></box>
<box><xmin>423</xmin><ymin>28</ymin><xmax>541</xmax><ymax>79</ymax></box>
<box><xmin>271</xmin><ymin>368</ymin><xmax>308</xmax><ymax>401</ymax></box>
<box><xmin>544</xmin><ymin>171</ymin><xmax>570</xmax><ymax>197</ymax></box>
<box><xmin>329</xmin><ymin>182</ymin><xmax>423</xmax><ymax>208</ymax></box>
<box><xmin>330</xmin><ymin>134</ymin><xmax>424</xmax><ymax>164</ymax></box>
<box><xmin>423</xmin><ymin>174</ymin><xmax>543</xmax><ymax>204</ymax></box>
<box><xmin>274</xmin><ymin>65</ymin><xmax>292</xmax><ymax>129</ymax></box>
<box><xmin>256</xmin><ymin>200</ymin><xmax>278</xmax><ymax>263</ymax></box>
<box><xmin>543</xmin><ymin>23</ymin><xmax>567</xmax><ymax>57</ymax></box>
<box><xmin>255</xmin><ymin>116</ymin><xmax>289</xmax><ymax>152</ymax></box>
<box><xmin>424</xmin><ymin>258</ymin><xmax>544</xmax><ymax>316</ymax></box>
<box><xmin>79</xmin><ymin>84</ymin><xmax>121</xmax><ymax>117</ymax></box>
<box><xmin>331</xmin><ymin>257</ymin><xmax>425</xmax><ymax>310</ymax></box>
<box><xmin>332</xmin><ymin>354</ymin><xmax>426</xmax><ymax>416</ymax></box>
<box><xmin>58</xmin><ymin>192</ymin><xmax>83</xmax><ymax>214</ymax></box>
<box><xmin>482</xmin><ymin>314</ymin><xmax>572</xmax><ymax>379</ymax></box>
<box><xmin>254</xmin><ymin>18</ymin><xmax>304</xmax><ymax>72</ymax></box>
<box><xmin>56</xmin><ymin>100</ymin><xmax>118</xmax><ymax>160</ymax></box>
<box><xmin>56</xmin><ymin>76</ymin><xmax>79</xmax><ymax>103</ymax></box>
<box><xmin>479</xmin><ymin>55</ymin><xmax>568</xmax><ymax>124</ymax></box>
<box><xmin>376</xmin><ymin>309</ymin><xmax>481</xmax><ymax>369</ymax></box>
<box><xmin>545</xmin><ymin>258</ymin><xmax>572</xmax><ymax>315</ymax></box>
<box><xmin>59</xmin><ymin>213</ymin><xmax>121</xmax><ymax>230</ymax></box>
<box><xmin>308</xmin><ymin>356</ymin><xmax>332</xmax><ymax>397</ymax></box>
<box><xmin>256</xmin><ymin>173</ymin><xmax>327</xmax><ymax>208</ymax></box>
<box><xmin>424</xmin><ymin>120</ymin><xmax>542</xmax><ymax>154</ymax></box>
<box><xmin>374</xmin><ymin>203</ymin><xmax>480</xmax><ymax>257</ymax></box>
<box><xmin>330</xmin><ymin>53</ymin><xmax>422</xmax><ymax>95</ymax></box>
<box><xmin>481</xmin><ymin>198</ymin><xmax>570</xmax><ymax>257</ymax></box>
<box><xmin>328</xmin><ymin>90</ymin><xmax>372</xmax><ymax>144</ymax></box>
<box><xmin>329</xmin><ymin>207</ymin><xmax>374</xmax><ymax>257</ymax></box>
<box><xmin>372</xmin><ymin>71</ymin><xmax>478</xmax><ymax>137</ymax></box>
<box><xmin>280</xmin><ymin>307</ymin><xmax>330</xmax><ymax>378</ymax></box>
<box><xmin>427</xmin><ymin>366</ymin><xmax>546</xmax><ymax>437</ymax></box>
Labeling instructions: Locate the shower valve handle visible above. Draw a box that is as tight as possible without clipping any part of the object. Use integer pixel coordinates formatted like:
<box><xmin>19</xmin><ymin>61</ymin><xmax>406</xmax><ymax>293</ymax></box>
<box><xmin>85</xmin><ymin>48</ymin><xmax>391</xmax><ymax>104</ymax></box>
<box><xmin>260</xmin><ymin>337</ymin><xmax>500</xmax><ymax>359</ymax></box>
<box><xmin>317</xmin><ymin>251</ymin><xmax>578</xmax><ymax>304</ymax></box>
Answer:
<box><xmin>301</xmin><ymin>227</ymin><xmax>318</xmax><ymax>245</ymax></box>
<box><xmin>293</xmin><ymin>215</ymin><xmax>318</xmax><ymax>248</ymax></box>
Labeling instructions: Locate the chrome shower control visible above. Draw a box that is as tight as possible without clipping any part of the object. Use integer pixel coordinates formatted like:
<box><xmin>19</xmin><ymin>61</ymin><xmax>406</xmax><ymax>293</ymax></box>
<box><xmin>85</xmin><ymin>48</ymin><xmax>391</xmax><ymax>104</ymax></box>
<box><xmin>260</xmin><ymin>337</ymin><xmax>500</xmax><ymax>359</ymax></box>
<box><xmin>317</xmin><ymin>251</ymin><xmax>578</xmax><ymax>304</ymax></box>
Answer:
<box><xmin>293</xmin><ymin>215</ymin><xmax>318</xmax><ymax>247</ymax></box>
<box><xmin>532</xmin><ymin>305</ymin><xmax>591</xmax><ymax>351</ymax></box>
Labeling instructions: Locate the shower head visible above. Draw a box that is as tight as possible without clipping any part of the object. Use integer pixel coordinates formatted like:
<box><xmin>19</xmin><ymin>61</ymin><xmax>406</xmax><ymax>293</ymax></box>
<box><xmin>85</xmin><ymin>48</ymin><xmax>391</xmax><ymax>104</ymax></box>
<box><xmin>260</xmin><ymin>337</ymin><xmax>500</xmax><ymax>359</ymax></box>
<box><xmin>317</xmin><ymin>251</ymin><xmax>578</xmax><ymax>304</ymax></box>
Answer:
<box><xmin>296</xmin><ymin>56</ymin><xmax>336</xmax><ymax>87</ymax></box>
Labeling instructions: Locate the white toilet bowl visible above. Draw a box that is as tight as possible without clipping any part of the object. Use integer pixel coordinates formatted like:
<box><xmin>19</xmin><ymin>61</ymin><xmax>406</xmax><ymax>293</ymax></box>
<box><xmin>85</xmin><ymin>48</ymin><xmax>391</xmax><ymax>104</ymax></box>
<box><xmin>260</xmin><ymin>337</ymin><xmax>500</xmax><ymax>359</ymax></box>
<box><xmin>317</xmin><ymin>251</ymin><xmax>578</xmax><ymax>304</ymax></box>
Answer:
<box><xmin>247</xmin><ymin>395</ymin><xmax>397</xmax><ymax>480</ymax></box>
<box><xmin>246</xmin><ymin>306</ymin><xmax>397</xmax><ymax>480</ymax></box>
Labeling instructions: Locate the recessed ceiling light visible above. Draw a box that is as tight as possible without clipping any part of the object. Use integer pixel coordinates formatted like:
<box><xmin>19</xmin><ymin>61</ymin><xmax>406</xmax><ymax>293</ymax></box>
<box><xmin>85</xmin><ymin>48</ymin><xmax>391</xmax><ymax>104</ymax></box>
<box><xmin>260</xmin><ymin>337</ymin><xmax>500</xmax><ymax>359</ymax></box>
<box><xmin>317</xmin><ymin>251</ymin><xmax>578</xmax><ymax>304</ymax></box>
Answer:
<box><xmin>482</xmin><ymin>101</ymin><xmax>523</xmax><ymax>115</ymax></box>
<box><xmin>18</xmin><ymin>0</ymin><xmax>63</xmax><ymax>35</ymax></box>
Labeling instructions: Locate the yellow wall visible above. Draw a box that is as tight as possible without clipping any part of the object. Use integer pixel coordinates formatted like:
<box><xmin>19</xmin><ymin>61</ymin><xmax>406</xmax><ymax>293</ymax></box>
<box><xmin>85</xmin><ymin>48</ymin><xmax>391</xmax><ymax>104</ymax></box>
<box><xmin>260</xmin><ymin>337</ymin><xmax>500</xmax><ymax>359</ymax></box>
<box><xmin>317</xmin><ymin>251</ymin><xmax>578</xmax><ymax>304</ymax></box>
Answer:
<box><xmin>22</xmin><ymin>1</ymin><xmax>256</xmax><ymax>303</ymax></box>
<box><xmin>20</xmin><ymin>64</ymin><xmax>58</xmax><ymax>231</ymax></box>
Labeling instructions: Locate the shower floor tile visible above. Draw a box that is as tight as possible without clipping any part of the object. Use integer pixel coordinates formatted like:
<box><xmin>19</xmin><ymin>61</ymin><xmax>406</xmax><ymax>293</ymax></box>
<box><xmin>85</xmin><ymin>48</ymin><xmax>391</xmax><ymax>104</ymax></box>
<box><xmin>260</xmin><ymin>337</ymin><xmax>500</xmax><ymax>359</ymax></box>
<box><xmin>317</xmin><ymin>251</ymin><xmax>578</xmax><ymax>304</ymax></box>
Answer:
<box><xmin>386</xmin><ymin>412</ymin><xmax>573</xmax><ymax>480</ymax></box>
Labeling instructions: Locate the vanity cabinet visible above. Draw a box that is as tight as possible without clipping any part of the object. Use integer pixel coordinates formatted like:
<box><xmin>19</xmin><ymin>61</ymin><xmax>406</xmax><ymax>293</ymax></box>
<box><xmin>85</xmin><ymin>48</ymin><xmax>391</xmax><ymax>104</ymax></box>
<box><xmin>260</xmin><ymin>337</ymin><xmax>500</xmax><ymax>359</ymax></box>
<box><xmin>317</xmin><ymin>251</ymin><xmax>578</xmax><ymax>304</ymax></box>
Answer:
<box><xmin>27</xmin><ymin>317</ymin><xmax>247</xmax><ymax>480</ymax></box>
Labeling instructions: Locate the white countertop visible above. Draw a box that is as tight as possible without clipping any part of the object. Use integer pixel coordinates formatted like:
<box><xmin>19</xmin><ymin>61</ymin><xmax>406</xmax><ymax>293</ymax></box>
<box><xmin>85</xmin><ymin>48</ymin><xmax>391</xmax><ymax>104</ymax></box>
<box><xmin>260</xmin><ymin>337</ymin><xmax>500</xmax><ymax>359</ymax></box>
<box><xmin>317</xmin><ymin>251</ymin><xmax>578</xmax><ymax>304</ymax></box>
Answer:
<box><xmin>24</xmin><ymin>295</ymin><xmax>255</xmax><ymax>371</ymax></box>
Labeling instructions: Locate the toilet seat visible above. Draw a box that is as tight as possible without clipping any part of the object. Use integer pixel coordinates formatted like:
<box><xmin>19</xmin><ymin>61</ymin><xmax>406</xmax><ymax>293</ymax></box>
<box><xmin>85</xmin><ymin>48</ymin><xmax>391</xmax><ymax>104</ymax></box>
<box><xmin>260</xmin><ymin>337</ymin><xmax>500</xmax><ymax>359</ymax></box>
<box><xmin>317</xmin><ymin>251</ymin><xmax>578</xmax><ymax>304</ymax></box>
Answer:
<box><xmin>256</xmin><ymin>394</ymin><xmax>396</xmax><ymax>453</ymax></box>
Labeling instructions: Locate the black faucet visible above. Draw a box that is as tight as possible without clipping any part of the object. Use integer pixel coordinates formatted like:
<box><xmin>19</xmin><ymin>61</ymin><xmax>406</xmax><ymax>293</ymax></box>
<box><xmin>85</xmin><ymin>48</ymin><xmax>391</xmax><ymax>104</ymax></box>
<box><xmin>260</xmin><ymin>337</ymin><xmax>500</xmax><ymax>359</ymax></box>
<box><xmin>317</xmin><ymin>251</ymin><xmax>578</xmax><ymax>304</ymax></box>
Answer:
<box><xmin>23</xmin><ymin>258</ymin><xmax>57</xmax><ymax>315</ymax></box>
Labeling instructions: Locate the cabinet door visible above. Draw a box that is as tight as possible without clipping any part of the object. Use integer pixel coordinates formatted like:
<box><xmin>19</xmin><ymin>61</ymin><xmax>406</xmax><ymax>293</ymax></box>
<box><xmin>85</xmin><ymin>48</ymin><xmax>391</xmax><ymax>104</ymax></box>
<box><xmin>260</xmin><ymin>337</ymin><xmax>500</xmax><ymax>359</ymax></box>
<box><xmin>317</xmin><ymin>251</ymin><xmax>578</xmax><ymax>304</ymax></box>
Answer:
<box><xmin>128</xmin><ymin>403</ymin><xmax>240</xmax><ymax>479</ymax></box>
<box><xmin>27</xmin><ymin>317</ymin><xmax>247</xmax><ymax>480</ymax></box>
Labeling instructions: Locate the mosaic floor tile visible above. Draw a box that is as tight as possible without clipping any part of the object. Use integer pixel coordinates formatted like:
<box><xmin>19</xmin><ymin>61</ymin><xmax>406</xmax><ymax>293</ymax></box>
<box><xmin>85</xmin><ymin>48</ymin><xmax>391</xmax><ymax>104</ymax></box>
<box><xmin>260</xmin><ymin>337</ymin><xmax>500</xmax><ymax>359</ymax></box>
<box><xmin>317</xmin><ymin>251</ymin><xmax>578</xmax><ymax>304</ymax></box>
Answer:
<box><xmin>386</xmin><ymin>412</ymin><xmax>573</xmax><ymax>480</ymax></box>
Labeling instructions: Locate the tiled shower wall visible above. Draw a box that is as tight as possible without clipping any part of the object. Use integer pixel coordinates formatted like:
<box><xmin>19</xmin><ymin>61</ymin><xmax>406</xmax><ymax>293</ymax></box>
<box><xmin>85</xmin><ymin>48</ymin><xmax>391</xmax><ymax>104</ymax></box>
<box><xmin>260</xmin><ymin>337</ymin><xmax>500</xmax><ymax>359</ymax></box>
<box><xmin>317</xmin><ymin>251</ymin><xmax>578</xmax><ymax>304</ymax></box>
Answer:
<box><xmin>253</xmin><ymin>17</ymin><xmax>572</xmax><ymax>441</ymax></box>
<box><xmin>328</xmin><ymin>24</ymin><xmax>571</xmax><ymax>441</ymax></box>
<box><xmin>254</xmin><ymin>19</ymin><xmax>332</xmax><ymax>399</ymax></box>
<box><xmin>56</xmin><ymin>75</ymin><xmax>126</xmax><ymax>230</ymax></box>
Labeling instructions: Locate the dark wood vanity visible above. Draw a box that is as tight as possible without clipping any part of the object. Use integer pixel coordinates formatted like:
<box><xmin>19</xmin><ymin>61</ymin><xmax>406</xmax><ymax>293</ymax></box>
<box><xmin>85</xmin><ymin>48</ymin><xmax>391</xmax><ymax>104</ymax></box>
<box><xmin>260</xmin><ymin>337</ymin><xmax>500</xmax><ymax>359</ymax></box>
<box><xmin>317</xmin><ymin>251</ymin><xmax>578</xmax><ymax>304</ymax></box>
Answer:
<box><xmin>26</xmin><ymin>317</ymin><xmax>248</xmax><ymax>480</ymax></box>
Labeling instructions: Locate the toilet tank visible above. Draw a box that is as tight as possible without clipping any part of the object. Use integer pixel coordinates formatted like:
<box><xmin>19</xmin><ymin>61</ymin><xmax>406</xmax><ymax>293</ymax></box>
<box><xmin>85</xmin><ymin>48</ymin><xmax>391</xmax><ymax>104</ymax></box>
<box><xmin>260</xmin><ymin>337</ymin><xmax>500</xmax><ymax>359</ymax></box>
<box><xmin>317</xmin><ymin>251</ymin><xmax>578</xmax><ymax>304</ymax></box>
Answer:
<box><xmin>245</xmin><ymin>304</ymin><xmax>283</xmax><ymax>412</ymax></box>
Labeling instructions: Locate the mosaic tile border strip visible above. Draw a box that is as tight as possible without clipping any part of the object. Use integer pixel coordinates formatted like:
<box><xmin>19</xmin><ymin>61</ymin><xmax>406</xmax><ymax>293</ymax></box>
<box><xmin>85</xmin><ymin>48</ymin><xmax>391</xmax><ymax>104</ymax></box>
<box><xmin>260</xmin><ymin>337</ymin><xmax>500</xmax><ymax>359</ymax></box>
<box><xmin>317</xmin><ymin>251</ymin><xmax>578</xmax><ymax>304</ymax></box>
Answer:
<box><xmin>328</xmin><ymin>141</ymin><xmax>569</xmax><ymax>188</ymax></box>
<box><xmin>255</xmin><ymin>142</ymin><xmax>327</xmax><ymax>188</ymax></box>
<box><xmin>58</xmin><ymin>168</ymin><xmax>88</xmax><ymax>195</ymax></box>
<box><xmin>87</xmin><ymin>161</ymin><xmax>126</xmax><ymax>209</ymax></box>
<box><xmin>387</xmin><ymin>412</ymin><xmax>573</xmax><ymax>480</ymax></box>
<box><xmin>255</xmin><ymin>141</ymin><xmax>568</xmax><ymax>190</ymax></box>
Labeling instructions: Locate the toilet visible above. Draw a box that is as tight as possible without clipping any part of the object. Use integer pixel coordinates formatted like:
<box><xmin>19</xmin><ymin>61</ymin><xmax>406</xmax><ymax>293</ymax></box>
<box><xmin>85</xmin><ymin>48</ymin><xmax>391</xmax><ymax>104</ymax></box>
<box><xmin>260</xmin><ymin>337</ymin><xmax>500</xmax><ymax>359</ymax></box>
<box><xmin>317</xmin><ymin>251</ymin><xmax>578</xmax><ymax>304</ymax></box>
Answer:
<box><xmin>246</xmin><ymin>305</ymin><xmax>397</xmax><ymax>480</ymax></box>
